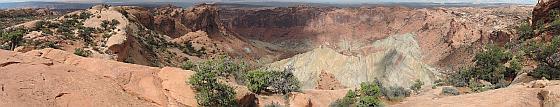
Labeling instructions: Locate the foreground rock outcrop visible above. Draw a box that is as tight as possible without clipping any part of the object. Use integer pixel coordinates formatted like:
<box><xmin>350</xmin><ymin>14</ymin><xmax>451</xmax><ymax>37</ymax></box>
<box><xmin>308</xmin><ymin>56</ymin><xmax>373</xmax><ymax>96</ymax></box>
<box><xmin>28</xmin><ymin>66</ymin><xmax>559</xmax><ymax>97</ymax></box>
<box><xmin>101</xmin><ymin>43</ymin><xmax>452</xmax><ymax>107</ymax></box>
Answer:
<box><xmin>0</xmin><ymin>48</ymin><xmax>198</xmax><ymax>106</ymax></box>
<box><xmin>393</xmin><ymin>81</ymin><xmax>560</xmax><ymax>107</ymax></box>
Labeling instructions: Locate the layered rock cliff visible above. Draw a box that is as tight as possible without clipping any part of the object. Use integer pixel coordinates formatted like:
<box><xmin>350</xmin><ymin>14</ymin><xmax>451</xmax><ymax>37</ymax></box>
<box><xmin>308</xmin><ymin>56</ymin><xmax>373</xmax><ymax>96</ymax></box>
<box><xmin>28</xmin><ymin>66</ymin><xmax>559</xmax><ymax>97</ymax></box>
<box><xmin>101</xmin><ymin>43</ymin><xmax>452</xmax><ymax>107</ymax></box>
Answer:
<box><xmin>223</xmin><ymin>6</ymin><xmax>532</xmax><ymax>68</ymax></box>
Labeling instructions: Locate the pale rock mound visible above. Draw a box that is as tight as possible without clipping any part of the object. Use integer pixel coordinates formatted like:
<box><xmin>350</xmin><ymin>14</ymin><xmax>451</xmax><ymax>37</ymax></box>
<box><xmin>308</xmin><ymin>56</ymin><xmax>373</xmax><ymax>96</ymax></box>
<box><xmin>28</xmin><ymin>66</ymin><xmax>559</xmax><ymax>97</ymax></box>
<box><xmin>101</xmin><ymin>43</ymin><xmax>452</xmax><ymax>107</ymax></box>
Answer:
<box><xmin>268</xmin><ymin>33</ymin><xmax>437</xmax><ymax>89</ymax></box>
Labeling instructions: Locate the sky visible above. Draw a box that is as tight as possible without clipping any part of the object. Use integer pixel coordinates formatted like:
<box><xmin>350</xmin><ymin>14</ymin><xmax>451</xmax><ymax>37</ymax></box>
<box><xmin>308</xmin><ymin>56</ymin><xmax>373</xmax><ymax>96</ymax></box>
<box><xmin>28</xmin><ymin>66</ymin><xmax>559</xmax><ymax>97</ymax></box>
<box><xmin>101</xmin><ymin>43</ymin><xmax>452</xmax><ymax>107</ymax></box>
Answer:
<box><xmin>0</xmin><ymin>0</ymin><xmax>538</xmax><ymax>4</ymax></box>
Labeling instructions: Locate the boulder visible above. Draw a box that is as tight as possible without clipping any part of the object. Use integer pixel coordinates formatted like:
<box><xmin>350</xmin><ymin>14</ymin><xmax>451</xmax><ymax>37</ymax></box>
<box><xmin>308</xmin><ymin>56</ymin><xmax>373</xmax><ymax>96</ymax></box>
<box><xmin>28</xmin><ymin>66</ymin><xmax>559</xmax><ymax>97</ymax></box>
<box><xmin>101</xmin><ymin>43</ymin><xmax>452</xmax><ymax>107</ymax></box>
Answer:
<box><xmin>288</xmin><ymin>92</ymin><xmax>312</xmax><ymax>107</ymax></box>
<box><xmin>511</xmin><ymin>73</ymin><xmax>536</xmax><ymax>85</ymax></box>
<box><xmin>539</xmin><ymin>88</ymin><xmax>560</xmax><ymax>107</ymax></box>
<box><xmin>529</xmin><ymin>80</ymin><xmax>550</xmax><ymax>88</ymax></box>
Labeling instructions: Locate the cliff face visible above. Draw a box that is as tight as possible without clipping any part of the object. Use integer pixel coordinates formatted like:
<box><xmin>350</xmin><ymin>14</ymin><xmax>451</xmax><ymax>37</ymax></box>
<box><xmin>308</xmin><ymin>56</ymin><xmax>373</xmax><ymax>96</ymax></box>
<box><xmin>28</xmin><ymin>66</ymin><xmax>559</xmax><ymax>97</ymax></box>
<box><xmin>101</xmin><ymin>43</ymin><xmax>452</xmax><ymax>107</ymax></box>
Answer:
<box><xmin>533</xmin><ymin>0</ymin><xmax>560</xmax><ymax>27</ymax></box>
<box><xmin>124</xmin><ymin>4</ymin><xmax>276</xmax><ymax>62</ymax></box>
<box><xmin>223</xmin><ymin>6</ymin><xmax>532</xmax><ymax>68</ymax></box>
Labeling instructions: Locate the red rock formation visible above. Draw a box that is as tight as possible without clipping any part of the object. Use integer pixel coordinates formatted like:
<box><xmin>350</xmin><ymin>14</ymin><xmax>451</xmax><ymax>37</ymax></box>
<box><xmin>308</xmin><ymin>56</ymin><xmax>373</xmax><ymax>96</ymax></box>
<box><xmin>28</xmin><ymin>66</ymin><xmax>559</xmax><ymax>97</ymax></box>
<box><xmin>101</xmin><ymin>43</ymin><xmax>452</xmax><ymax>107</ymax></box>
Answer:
<box><xmin>533</xmin><ymin>0</ymin><xmax>560</xmax><ymax>27</ymax></box>
<box><xmin>222</xmin><ymin>6</ymin><xmax>532</xmax><ymax>68</ymax></box>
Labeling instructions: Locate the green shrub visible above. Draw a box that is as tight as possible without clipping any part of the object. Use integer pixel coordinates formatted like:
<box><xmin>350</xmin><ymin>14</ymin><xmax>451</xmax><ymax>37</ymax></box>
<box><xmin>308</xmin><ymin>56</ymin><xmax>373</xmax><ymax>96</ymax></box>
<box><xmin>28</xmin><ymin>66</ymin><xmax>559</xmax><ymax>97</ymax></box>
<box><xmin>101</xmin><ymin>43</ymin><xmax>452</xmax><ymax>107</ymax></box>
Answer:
<box><xmin>530</xmin><ymin>63</ymin><xmax>560</xmax><ymax>80</ymax></box>
<box><xmin>517</xmin><ymin>22</ymin><xmax>534</xmax><ymax>41</ymax></box>
<box><xmin>383</xmin><ymin>86</ymin><xmax>410</xmax><ymax>101</ymax></box>
<box><xmin>245</xmin><ymin>69</ymin><xmax>271</xmax><ymax>94</ymax></box>
<box><xmin>78</xmin><ymin>12</ymin><xmax>93</xmax><ymax>20</ymax></box>
<box><xmin>331</xmin><ymin>82</ymin><xmax>384</xmax><ymax>107</ymax></box>
<box><xmin>269</xmin><ymin>66</ymin><xmax>301</xmax><ymax>94</ymax></box>
<box><xmin>193</xmin><ymin>82</ymin><xmax>237</xmax><ymax>107</ymax></box>
<box><xmin>180</xmin><ymin>60</ymin><xmax>196</xmax><ymax>70</ymax></box>
<box><xmin>101</xmin><ymin>19</ymin><xmax>120</xmax><ymax>30</ymax></box>
<box><xmin>472</xmin><ymin>45</ymin><xmax>513</xmax><ymax>84</ymax></box>
<box><xmin>442</xmin><ymin>87</ymin><xmax>459</xmax><ymax>96</ymax></box>
<box><xmin>468</xmin><ymin>79</ymin><xmax>493</xmax><ymax>92</ymax></box>
<box><xmin>101</xmin><ymin>20</ymin><xmax>110</xmax><ymax>29</ymax></box>
<box><xmin>410</xmin><ymin>79</ymin><xmax>424</xmax><ymax>93</ymax></box>
<box><xmin>37</xmin><ymin>41</ymin><xmax>60</xmax><ymax>49</ymax></box>
<box><xmin>330</xmin><ymin>90</ymin><xmax>358</xmax><ymax>107</ymax></box>
<box><xmin>1</xmin><ymin>29</ymin><xmax>25</xmax><ymax>50</ymax></box>
<box><xmin>357</xmin><ymin>96</ymin><xmax>383</xmax><ymax>107</ymax></box>
<box><xmin>74</xmin><ymin>48</ymin><xmax>92</xmax><ymax>57</ymax></box>
<box><xmin>360</xmin><ymin>82</ymin><xmax>382</xmax><ymax>97</ymax></box>
<box><xmin>35</xmin><ymin>20</ymin><xmax>46</xmax><ymax>30</ymax></box>
<box><xmin>188</xmin><ymin>58</ymin><xmax>237</xmax><ymax>106</ymax></box>
<box><xmin>78</xmin><ymin>27</ymin><xmax>96</xmax><ymax>45</ymax></box>
<box><xmin>447</xmin><ymin>69</ymin><xmax>471</xmax><ymax>87</ymax></box>
<box><xmin>244</xmin><ymin>66</ymin><xmax>300</xmax><ymax>94</ymax></box>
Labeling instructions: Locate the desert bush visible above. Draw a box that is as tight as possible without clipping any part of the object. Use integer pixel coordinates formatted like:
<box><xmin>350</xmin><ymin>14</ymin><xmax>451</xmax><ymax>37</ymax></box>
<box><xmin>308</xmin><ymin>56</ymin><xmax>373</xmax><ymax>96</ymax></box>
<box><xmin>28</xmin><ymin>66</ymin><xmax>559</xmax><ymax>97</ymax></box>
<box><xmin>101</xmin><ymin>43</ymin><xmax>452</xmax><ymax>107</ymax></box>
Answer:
<box><xmin>442</xmin><ymin>87</ymin><xmax>459</xmax><ymax>96</ymax></box>
<box><xmin>331</xmin><ymin>90</ymin><xmax>358</xmax><ymax>107</ymax></box>
<box><xmin>383</xmin><ymin>86</ymin><xmax>410</xmax><ymax>101</ymax></box>
<box><xmin>410</xmin><ymin>79</ymin><xmax>424</xmax><ymax>93</ymax></box>
<box><xmin>101</xmin><ymin>19</ymin><xmax>120</xmax><ymax>30</ymax></box>
<box><xmin>244</xmin><ymin>66</ymin><xmax>300</xmax><ymax>94</ymax></box>
<box><xmin>180</xmin><ymin>60</ymin><xmax>196</xmax><ymax>70</ymax></box>
<box><xmin>517</xmin><ymin>22</ymin><xmax>534</xmax><ymax>41</ymax></box>
<box><xmin>530</xmin><ymin>63</ymin><xmax>560</xmax><ymax>80</ymax></box>
<box><xmin>360</xmin><ymin>82</ymin><xmax>382</xmax><ymax>97</ymax></box>
<box><xmin>37</xmin><ymin>41</ymin><xmax>60</xmax><ymax>49</ymax></box>
<box><xmin>444</xmin><ymin>45</ymin><xmax>518</xmax><ymax>92</ymax></box>
<box><xmin>330</xmin><ymin>83</ymin><xmax>383</xmax><ymax>107</ymax></box>
<box><xmin>65</xmin><ymin>12</ymin><xmax>92</xmax><ymax>20</ymax></box>
<box><xmin>269</xmin><ymin>66</ymin><xmax>300</xmax><ymax>94</ymax></box>
<box><xmin>78</xmin><ymin>27</ymin><xmax>96</xmax><ymax>45</ymax></box>
<box><xmin>357</xmin><ymin>96</ymin><xmax>383</xmax><ymax>107</ymax></box>
<box><xmin>74</xmin><ymin>48</ymin><xmax>92</xmax><ymax>57</ymax></box>
<box><xmin>447</xmin><ymin>68</ymin><xmax>471</xmax><ymax>87</ymax></box>
<box><xmin>78</xmin><ymin>12</ymin><xmax>92</xmax><ymax>20</ymax></box>
<box><xmin>101</xmin><ymin>20</ymin><xmax>110</xmax><ymax>29</ymax></box>
<box><xmin>188</xmin><ymin>57</ymin><xmax>237</xmax><ymax>106</ymax></box>
<box><xmin>41</xmin><ymin>28</ymin><xmax>53</xmax><ymax>35</ymax></box>
<box><xmin>472</xmin><ymin>45</ymin><xmax>514</xmax><ymax>84</ymax></box>
<box><xmin>467</xmin><ymin>80</ymin><xmax>493</xmax><ymax>92</ymax></box>
<box><xmin>1</xmin><ymin>29</ymin><xmax>25</xmax><ymax>50</ymax></box>
<box><xmin>245</xmin><ymin>69</ymin><xmax>270</xmax><ymax>94</ymax></box>
<box><xmin>35</xmin><ymin>20</ymin><xmax>46</xmax><ymax>30</ymax></box>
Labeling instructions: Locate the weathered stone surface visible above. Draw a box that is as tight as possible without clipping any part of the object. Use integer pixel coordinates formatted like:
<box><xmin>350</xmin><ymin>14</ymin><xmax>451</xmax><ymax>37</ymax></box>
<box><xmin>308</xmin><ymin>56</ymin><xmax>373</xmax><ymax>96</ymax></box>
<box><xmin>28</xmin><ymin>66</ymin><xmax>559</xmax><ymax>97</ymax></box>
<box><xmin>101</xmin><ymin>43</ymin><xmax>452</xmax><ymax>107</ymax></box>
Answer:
<box><xmin>0</xmin><ymin>49</ymin><xmax>199</xmax><ymax>107</ymax></box>
<box><xmin>268</xmin><ymin>34</ymin><xmax>436</xmax><ymax>89</ymax></box>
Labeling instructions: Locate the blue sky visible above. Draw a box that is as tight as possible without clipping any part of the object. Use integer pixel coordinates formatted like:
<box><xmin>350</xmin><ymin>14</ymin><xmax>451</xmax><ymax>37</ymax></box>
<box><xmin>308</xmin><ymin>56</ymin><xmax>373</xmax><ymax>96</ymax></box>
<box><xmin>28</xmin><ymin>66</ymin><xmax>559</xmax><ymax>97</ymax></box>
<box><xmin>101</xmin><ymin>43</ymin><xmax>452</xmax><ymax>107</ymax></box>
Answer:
<box><xmin>0</xmin><ymin>0</ymin><xmax>538</xmax><ymax>4</ymax></box>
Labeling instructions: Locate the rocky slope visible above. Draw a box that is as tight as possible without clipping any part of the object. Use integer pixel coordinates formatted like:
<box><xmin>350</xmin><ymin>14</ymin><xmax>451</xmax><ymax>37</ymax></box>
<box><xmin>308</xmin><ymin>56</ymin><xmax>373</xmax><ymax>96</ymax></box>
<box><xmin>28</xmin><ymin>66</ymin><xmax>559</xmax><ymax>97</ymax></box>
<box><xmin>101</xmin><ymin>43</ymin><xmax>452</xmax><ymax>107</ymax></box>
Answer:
<box><xmin>3</xmin><ymin>4</ymin><xmax>280</xmax><ymax>67</ymax></box>
<box><xmin>123</xmin><ymin>4</ymin><xmax>276</xmax><ymax>62</ymax></box>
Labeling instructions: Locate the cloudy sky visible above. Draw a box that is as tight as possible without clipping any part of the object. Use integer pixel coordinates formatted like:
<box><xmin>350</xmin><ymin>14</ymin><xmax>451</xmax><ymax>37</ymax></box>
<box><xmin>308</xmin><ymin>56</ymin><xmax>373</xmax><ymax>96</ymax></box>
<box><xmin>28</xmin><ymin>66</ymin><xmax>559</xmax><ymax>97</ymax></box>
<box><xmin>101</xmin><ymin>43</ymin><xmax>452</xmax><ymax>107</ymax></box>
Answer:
<box><xmin>0</xmin><ymin>0</ymin><xmax>538</xmax><ymax>4</ymax></box>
